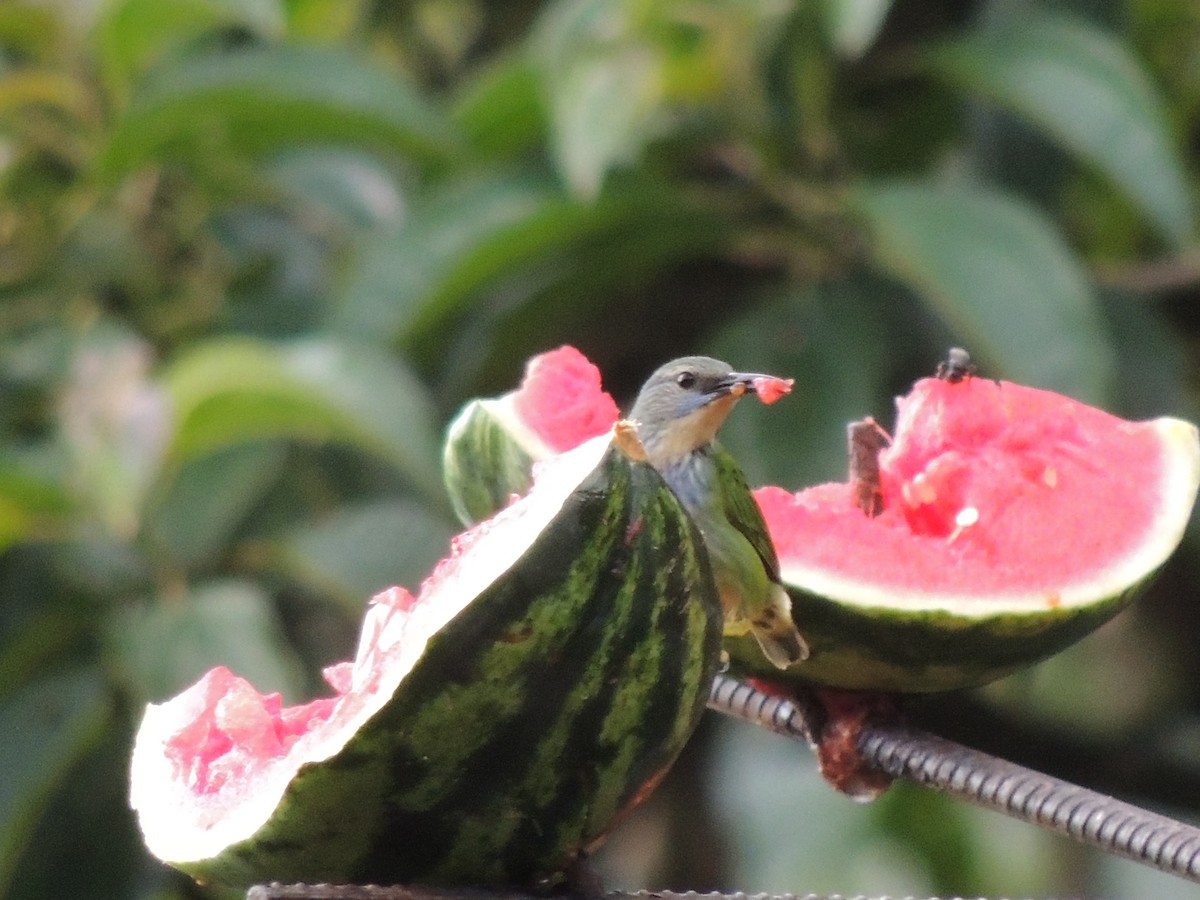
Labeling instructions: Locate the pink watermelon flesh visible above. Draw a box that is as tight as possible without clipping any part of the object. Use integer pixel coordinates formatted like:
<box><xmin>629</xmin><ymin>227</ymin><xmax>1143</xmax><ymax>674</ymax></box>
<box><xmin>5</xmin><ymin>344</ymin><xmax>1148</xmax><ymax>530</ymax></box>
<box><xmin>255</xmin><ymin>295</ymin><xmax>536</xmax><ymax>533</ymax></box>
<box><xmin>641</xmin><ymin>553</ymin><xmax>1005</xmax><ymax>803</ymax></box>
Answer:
<box><xmin>511</xmin><ymin>346</ymin><xmax>619</xmax><ymax>453</ymax></box>
<box><xmin>159</xmin><ymin>586</ymin><xmax>413</xmax><ymax>806</ymax></box>
<box><xmin>756</xmin><ymin>376</ymin><xmax>1171</xmax><ymax>602</ymax></box>
<box><xmin>751</xmin><ymin>376</ymin><xmax>793</xmax><ymax>405</ymax></box>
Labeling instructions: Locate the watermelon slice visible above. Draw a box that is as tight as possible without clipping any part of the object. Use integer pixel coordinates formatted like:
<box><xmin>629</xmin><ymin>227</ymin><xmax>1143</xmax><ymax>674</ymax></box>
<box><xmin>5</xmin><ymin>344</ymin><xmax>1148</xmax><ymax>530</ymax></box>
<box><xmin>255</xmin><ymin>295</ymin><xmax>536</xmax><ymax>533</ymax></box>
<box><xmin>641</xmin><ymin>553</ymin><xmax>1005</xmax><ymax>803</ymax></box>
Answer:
<box><xmin>739</xmin><ymin>375</ymin><xmax>1200</xmax><ymax>691</ymax></box>
<box><xmin>131</xmin><ymin>430</ymin><xmax>722</xmax><ymax>888</ymax></box>
<box><xmin>443</xmin><ymin>347</ymin><xmax>1200</xmax><ymax>692</ymax></box>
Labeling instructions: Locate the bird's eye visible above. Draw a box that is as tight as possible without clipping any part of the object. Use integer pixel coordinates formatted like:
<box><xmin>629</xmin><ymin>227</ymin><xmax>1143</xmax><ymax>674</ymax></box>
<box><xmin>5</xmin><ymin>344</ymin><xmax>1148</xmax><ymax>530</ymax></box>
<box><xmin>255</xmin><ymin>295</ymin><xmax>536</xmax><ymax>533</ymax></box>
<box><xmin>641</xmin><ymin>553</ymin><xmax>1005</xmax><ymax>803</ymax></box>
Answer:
<box><xmin>676</xmin><ymin>371</ymin><xmax>696</xmax><ymax>390</ymax></box>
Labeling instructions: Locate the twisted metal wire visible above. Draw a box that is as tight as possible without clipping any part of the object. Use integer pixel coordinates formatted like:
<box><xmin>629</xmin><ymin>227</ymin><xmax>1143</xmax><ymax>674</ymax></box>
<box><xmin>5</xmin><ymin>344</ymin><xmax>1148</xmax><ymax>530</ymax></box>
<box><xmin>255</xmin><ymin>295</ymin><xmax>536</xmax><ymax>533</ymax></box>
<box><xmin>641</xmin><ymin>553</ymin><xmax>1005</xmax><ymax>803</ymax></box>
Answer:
<box><xmin>707</xmin><ymin>674</ymin><xmax>1200</xmax><ymax>884</ymax></box>
<box><xmin>707</xmin><ymin>675</ymin><xmax>823</xmax><ymax>748</ymax></box>
<box><xmin>249</xmin><ymin>888</ymin><xmax>969</xmax><ymax>900</ymax></box>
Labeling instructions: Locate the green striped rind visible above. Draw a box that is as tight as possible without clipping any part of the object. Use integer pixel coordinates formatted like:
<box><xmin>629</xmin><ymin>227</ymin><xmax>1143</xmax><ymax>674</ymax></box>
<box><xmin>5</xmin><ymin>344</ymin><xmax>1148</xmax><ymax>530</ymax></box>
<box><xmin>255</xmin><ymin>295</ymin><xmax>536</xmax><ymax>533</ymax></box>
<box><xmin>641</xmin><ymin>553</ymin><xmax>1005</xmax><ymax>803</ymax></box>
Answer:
<box><xmin>443</xmin><ymin>397</ymin><xmax>542</xmax><ymax>526</ymax></box>
<box><xmin>181</xmin><ymin>442</ymin><xmax>722</xmax><ymax>888</ymax></box>
<box><xmin>726</xmin><ymin>582</ymin><xmax>1138</xmax><ymax>693</ymax></box>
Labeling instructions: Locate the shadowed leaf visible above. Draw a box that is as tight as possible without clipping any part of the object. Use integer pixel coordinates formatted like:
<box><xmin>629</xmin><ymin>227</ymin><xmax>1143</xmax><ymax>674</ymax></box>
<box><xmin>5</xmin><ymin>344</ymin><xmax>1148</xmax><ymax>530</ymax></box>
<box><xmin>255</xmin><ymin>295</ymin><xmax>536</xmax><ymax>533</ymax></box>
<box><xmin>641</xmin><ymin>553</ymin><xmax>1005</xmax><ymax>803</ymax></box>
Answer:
<box><xmin>108</xmin><ymin>579</ymin><xmax>305</xmax><ymax>703</ymax></box>
<box><xmin>0</xmin><ymin>668</ymin><xmax>110</xmax><ymax>894</ymax></box>
<box><xmin>101</xmin><ymin>44</ymin><xmax>459</xmax><ymax>178</ymax></box>
<box><xmin>160</xmin><ymin>337</ymin><xmax>445</xmax><ymax>506</ymax></box>
<box><xmin>928</xmin><ymin>13</ymin><xmax>1194</xmax><ymax>247</ymax></box>
<box><xmin>270</xmin><ymin>499</ymin><xmax>455</xmax><ymax>613</ymax></box>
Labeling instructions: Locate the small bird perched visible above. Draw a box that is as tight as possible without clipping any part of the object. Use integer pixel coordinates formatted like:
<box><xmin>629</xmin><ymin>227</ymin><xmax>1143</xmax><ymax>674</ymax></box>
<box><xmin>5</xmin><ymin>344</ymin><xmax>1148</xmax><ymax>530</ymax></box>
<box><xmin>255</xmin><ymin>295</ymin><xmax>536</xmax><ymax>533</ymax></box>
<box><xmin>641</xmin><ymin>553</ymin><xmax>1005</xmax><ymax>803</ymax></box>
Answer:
<box><xmin>630</xmin><ymin>356</ymin><xmax>809</xmax><ymax>669</ymax></box>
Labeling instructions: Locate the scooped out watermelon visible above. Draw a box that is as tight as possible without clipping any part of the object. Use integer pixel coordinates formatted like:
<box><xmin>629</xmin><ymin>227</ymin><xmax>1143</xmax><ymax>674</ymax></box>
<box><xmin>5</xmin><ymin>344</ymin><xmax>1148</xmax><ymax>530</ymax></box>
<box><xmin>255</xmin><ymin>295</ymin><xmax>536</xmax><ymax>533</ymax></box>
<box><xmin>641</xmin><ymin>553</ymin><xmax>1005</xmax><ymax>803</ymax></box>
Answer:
<box><xmin>444</xmin><ymin>347</ymin><xmax>1200</xmax><ymax>693</ymax></box>
<box><xmin>131</xmin><ymin>428</ymin><xmax>722</xmax><ymax>889</ymax></box>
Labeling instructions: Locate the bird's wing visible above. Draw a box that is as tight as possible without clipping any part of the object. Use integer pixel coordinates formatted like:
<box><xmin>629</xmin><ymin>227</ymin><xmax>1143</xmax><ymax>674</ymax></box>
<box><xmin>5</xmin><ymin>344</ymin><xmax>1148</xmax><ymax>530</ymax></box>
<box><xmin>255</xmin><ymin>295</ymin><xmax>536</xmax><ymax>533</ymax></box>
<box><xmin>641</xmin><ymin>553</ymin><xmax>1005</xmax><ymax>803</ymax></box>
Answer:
<box><xmin>711</xmin><ymin>444</ymin><xmax>782</xmax><ymax>581</ymax></box>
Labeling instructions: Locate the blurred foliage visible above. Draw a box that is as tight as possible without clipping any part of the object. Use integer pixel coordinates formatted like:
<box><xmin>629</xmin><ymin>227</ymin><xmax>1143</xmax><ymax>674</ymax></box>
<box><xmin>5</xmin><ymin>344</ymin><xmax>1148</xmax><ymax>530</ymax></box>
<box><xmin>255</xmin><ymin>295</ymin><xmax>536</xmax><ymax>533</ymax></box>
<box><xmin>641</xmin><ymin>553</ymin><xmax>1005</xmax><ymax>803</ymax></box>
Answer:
<box><xmin>2</xmin><ymin>0</ymin><xmax>1200</xmax><ymax>897</ymax></box>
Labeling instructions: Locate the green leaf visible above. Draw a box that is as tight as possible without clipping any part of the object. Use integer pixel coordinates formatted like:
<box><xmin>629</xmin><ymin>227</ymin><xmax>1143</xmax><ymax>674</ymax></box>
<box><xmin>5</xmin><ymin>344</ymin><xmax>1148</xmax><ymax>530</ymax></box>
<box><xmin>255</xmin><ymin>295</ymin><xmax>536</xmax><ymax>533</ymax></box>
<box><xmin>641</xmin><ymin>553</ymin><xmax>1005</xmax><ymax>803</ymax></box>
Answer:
<box><xmin>853</xmin><ymin>180</ymin><xmax>1115</xmax><ymax>403</ymax></box>
<box><xmin>452</xmin><ymin>55</ymin><xmax>546</xmax><ymax>162</ymax></box>
<box><xmin>0</xmin><ymin>607</ymin><xmax>83</xmax><ymax>699</ymax></box>
<box><xmin>5</xmin><ymin>725</ymin><xmax>147</xmax><ymax>900</ymax></box>
<box><xmin>336</xmin><ymin>173</ymin><xmax>734</xmax><ymax>369</ymax></box>
<box><xmin>160</xmin><ymin>337</ymin><xmax>445</xmax><ymax>506</ymax></box>
<box><xmin>100</xmin><ymin>44</ymin><xmax>459</xmax><ymax>179</ymax></box>
<box><xmin>96</xmin><ymin>0</ymin><xmax>286</xmax><ymax>99</ymax></box>
<box><xmin>145</xmin><ymin>442</ymin><xmax>285</xmax><ymax>568</ymax></box>
<box><xmin>335</xmin><ymin>175</ymin><xmax>563</xmax><ymax>342</ymax></box>
<box><xmin>544</xmin><ymin>48</ymin><xmax>663</xmax><ymax>200</ymax></box>
<box><xmin>0</xmin><ymin>453</ymin><xmax>73</xmax><ymax>552</ymax></box>
<box><xmin>0</xmin><ymin>69</ymin><xmax>88</xmax><ymax>120</ymax></box>
<box><xmin>927</xmin><ymin>13</ymin><xmax>1194</xmax><ymax>248</ymax></box>
<box><xmin>269</xmin><ymin>499</ymin><xmax>454</xmax><ymax>613</ymax></box>
<box><xmin>266</xmin><ymin>147</ymin><xmax>405</xmax><ymax>229</ymax></box>
<box><xmin>1099</xmin><ymin>288</ymin><xmax>1196</xmax><ymax>419</ymax></box>
<box><xmin>0</xmin><ymin>668</ymin><xmax>109</xmax><ymax>895</ymax></box>
<box><xmin>0</xmin><ymin>7</ymin><xmax>64</xmax><ymax>60</ymax></box>
<box><xmin>821</xmin><ymin>0</ymin><xmax>893</xmax><ymax>58</ymax></box>
<box><xmin>533</xmin><ymin>0</ymin><xmax>667</xmax><ymax>197</ymax></box>
<box><xmin>107</xmin><ymin>579</ymin><xmax>305</xmax><ymax>703</ymax></box>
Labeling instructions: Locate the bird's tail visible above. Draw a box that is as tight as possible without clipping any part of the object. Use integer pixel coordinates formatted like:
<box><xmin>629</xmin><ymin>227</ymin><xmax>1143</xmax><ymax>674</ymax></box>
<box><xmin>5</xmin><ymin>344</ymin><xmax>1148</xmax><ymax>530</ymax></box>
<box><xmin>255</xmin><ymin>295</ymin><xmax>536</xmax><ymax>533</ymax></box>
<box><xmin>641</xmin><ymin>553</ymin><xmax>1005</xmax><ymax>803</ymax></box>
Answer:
<box><xmin>719</xmin><ymin>581</ymin><xmax>809</xmax><ymax>669</ymax></box>
<box><xmin>747</xmin><ymin>586</ymin><xmax>809</xmax><ymax>669</ymax></box>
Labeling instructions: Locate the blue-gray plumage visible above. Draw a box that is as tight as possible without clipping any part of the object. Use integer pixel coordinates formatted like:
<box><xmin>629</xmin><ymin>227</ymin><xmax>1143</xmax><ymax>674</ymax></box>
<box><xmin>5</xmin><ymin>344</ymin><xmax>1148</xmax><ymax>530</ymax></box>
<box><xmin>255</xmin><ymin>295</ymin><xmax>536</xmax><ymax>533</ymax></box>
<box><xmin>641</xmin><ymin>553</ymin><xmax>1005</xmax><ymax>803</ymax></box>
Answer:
<box><xmin>630</xmin><ymin>356</ymin><xmax>809</xmax><ymax>669</ymax></box>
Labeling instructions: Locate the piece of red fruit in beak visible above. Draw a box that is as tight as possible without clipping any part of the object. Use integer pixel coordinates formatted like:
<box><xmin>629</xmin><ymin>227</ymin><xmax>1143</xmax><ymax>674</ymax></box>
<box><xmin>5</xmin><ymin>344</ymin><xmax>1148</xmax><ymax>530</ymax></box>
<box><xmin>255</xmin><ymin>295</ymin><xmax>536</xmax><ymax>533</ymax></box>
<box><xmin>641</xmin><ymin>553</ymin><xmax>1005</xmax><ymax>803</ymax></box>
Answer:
<box><xmin>752</xmin><ymin>376</ymin><xmax>794</xmax><ymax>405</ymax></box>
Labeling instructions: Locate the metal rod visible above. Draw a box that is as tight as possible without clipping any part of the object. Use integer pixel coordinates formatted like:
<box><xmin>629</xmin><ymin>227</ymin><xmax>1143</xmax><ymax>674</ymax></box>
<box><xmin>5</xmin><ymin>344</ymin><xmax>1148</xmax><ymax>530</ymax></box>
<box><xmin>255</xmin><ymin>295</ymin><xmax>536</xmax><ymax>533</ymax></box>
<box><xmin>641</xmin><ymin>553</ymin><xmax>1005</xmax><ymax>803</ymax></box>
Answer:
<box><xmin>707</xmin><ymin>674</ymin><xmax>1200</xmax><ymax>884</ymax></box>
<box><xmin>248</xmin><ymin>889</ymin><xmax>964</xmax><ymax>900</ymax></box>
<box><xmin>860</xmin><ymin>720</ymin><xmax>1200</xmax><ymax>881</ymax></box>
<box><xmin>707</xmin><ymin>675</ymin><xmax>881</xmax><ymax>801</ymax></box>
<box><xmin>247</xmin><ymin>887</ymin><xmax>534</xmax><ymax>900</ymax></box>
<box><xmin>706</xmin><ymin>672</ymin><xmax>824</xmax><ymax>747</ymax></box>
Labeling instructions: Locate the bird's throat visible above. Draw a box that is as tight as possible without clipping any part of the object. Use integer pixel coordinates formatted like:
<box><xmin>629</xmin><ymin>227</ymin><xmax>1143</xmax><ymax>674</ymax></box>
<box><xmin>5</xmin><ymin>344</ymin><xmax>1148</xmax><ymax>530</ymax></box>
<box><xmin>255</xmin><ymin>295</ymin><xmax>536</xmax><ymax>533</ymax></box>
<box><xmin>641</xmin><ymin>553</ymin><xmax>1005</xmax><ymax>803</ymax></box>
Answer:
<box><xmin>641</xmin><ymin>394</ymin><xmax>737</xmax><ymax>468</ymax></box>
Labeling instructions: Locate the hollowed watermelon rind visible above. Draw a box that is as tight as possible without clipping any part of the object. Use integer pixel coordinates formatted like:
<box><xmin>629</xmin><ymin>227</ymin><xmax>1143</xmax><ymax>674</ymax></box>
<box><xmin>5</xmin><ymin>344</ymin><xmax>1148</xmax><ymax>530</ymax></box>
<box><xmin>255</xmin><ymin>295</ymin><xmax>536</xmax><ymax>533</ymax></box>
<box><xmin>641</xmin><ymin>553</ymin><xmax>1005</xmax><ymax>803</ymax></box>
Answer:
<box><xmin>732</xmin><ymin>416</ymin><xmax>1200</xmax><ymax>692</ymax></box>
<box><xmin>134</xmin><ymin>438</ymin><xmax>722</xmax><ymax>888</ymax></box>
<box><xmin>443</xmin><ymin>347</ymin><xmax>620</xmax><ymax>527</ymax></box>
<box><xmin>443</xmin><ymin>397</ymin><xmax>537</xmax><ymax>526</ymax></box>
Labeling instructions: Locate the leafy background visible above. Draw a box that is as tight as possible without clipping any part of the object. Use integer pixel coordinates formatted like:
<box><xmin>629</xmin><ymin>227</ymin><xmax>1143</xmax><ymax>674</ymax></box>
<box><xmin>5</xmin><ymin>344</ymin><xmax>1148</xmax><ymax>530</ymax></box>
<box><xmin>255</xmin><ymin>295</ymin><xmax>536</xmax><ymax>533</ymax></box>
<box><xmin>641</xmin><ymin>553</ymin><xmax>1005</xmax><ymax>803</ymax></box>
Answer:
<box><xmin>2</xmin><ymin>0</ymin><xmax>1199</xmax><ymax>897</ymax></box>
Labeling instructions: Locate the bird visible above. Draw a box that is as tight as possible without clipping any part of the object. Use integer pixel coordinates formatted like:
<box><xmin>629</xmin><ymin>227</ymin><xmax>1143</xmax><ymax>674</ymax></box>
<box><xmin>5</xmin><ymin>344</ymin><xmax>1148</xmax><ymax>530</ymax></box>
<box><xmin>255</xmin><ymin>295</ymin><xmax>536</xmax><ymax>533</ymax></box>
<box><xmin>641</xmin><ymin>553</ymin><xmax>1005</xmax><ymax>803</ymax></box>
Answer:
<box><xmin>629</xmin><ymin>356</ymin><xmax>809</xmax><ymax>669</ymax></box>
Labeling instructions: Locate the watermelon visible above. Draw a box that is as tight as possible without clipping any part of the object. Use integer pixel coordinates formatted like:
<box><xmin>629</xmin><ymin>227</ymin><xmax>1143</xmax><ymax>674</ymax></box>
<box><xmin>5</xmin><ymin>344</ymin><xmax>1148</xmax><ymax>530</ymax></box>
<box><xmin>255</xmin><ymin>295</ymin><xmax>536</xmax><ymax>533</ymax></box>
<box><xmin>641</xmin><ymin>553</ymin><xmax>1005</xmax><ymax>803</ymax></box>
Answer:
<box><xmin>751</xmin><ymin>375</ymin><xmax>794</xmax><ymax>405</ymax></box>
<box><xmin>444</xmin><ymin>347</ymin><xmax>1200</xmax><ymax>693</ymax></box>
<box><xmin>738</xmin><ymin>375</ymin><xmax>1200</xmax><ymax>691</ymax></box>
<box><xmin>130</xmin><ymin>428</ymin><xmax>722</xmax><ymax>889</ymax></box>
<box><xmin>443</xmin><ymin>346</ymin><xmax>619</xmax><ymax>525</ymax></box>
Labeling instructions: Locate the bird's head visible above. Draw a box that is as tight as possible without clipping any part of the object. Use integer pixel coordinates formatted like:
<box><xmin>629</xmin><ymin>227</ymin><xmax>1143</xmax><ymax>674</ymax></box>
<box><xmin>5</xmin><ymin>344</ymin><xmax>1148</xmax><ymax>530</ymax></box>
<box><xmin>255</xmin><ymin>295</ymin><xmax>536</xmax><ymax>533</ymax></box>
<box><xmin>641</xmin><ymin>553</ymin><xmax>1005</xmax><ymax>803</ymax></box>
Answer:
<box><xmin>629</xmin><ymin>356</ymin><xmax>777</xmax><ymax>463</ymax></box>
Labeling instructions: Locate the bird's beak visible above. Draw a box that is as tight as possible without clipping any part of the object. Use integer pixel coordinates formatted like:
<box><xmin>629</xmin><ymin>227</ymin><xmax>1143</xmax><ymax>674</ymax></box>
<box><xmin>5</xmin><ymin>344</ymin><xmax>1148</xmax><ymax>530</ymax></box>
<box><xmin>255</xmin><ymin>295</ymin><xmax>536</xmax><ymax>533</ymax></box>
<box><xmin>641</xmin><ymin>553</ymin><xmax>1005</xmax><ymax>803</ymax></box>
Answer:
<box><xmin>680</xmin><ymin>372</ymin><xmax>759</xmax><ymax>413</ymax></box>
<box><xmin>717</xmin><ymin>372</ymin><xmax>773</xmax><ymax>399</ymax></box>
<box><xmin>679</xmin><ymin>371</ymin><xmax>782</xmax><ymax>417</ymax></box>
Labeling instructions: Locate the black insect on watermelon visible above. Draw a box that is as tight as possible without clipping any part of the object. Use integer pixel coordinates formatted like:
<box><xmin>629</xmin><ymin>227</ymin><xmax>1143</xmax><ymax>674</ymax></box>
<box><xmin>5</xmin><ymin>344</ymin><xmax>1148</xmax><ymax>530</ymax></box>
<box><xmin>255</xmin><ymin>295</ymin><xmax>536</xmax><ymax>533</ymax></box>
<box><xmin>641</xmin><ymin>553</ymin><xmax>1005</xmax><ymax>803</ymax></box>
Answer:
<box><xmin>130</xmin><ymin>426</ymin><xmax>723</xmax><ymax>889</ymax></box>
